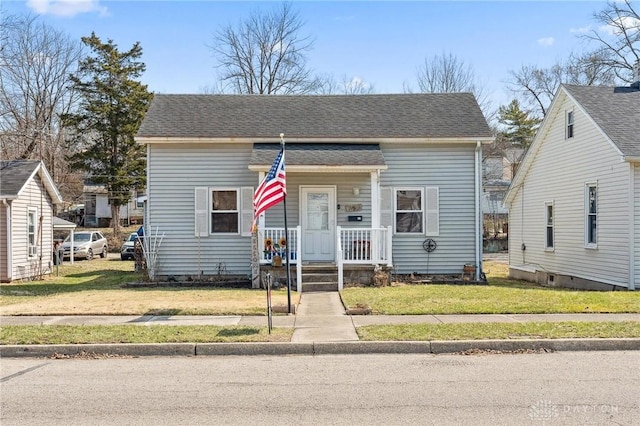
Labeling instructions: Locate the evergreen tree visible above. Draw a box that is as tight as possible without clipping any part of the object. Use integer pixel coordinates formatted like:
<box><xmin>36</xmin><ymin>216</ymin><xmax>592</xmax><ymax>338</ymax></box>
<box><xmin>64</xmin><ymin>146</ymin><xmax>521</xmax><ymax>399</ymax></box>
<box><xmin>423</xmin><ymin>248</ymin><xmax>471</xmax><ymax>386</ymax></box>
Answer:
<box><xmin>63</xmin><ymin>33</ymin><xmax>152</xmax><ymax>235</ymax></box>
<box><xmin>497</xmin><ymin>99</ymin><xmax>541</xmax><ymax>149</ymax></box>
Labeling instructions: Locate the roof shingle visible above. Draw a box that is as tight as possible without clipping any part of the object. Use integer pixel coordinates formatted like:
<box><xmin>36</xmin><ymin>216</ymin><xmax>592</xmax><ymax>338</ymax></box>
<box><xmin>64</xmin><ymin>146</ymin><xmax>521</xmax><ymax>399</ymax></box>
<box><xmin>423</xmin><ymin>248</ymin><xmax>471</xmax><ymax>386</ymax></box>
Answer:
<box><xmin>563</xmin><ymin>85</ymin><xmax>640</xmax><ymax>157</ymax></box>
<box><xmin>137</xmin><ymin>93</ymin><xmax>492</xmax><ymax>140</ymax></box>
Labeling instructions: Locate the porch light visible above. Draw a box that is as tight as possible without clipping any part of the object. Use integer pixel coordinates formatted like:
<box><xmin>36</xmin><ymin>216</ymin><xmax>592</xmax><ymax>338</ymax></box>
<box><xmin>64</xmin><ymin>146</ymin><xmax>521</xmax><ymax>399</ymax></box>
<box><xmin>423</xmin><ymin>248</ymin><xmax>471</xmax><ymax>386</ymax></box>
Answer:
<box><xmin>352</xmin><ymin>187</ymin><xmax>360</xmax><ymax>196</ymax></box>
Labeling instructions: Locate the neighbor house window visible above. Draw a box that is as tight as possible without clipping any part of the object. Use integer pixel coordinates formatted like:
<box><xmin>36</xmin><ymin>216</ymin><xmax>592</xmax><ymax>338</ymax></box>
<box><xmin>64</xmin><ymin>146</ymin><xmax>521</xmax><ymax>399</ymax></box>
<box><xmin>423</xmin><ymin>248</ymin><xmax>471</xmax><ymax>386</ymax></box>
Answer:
<box><xmin>566</xmin><ymin>110</ymin><xmax>574</xmax><ymax>139</ymax></box>
<box><xmin>545</xmin><ymin>201</ymin><xmax>554</xmax><ymax>250</ymax></box>
<box><xmin>28</xmin><ymin>208</ymin><xmax>37</xmax><ymax>257</ymax></box>
<box><xmin>395</xmin><ymin>188</ymin><xmax>424</xmax><ymax>233</ymax></box>
<box><xmin>585</xmin><ymin>183</ymin><xmax>597</xmax><ymax>247</ymax></box>
<box><xmin>211</xmin><ymin>189</ymin><xmax>239</xmax><ymax>233</ymax></box>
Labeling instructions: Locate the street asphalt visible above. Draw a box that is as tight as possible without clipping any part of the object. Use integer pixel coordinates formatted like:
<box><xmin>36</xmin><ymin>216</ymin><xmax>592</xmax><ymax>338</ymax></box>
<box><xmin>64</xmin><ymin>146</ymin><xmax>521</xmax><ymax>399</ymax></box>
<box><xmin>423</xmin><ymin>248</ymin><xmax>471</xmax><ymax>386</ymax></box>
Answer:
<box><xmin>2</xmin><ymin>292</ymin><xmax>639</xmax><ymax>358</ymax></box>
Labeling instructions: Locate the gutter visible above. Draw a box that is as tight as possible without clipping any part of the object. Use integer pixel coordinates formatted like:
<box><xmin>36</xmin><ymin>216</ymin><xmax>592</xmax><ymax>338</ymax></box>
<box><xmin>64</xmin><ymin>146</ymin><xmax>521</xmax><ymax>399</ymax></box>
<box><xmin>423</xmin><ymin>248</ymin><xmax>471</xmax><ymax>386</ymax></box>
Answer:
<box><xmin>2</xmin><ymin>199</ymin><xmax>11</xmax><ymax>281</ymax></box>
<box><xmin>475</xmin><ymin>141</ymin><xmax>482</xmax><ymax>281</ymax></box>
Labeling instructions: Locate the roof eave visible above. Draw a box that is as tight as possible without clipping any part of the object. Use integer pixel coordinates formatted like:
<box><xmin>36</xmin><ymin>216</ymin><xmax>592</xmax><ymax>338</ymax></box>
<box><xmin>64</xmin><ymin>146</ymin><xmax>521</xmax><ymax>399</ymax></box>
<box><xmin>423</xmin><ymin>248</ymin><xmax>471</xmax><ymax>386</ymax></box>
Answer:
<box><xmin>136</xmin><ymin>136</ymin><xmax>495</xmax><ymax>144</ymax></box>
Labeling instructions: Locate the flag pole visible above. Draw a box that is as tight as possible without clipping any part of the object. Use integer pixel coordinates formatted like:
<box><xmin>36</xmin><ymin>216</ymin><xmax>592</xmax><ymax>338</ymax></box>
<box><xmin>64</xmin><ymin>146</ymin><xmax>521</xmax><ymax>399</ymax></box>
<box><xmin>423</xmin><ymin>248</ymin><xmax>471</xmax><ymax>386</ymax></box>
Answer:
<box><xmin>280</xmin><ymin>133</ymin><xmax>292</xmax><ymax>314</ymax></box>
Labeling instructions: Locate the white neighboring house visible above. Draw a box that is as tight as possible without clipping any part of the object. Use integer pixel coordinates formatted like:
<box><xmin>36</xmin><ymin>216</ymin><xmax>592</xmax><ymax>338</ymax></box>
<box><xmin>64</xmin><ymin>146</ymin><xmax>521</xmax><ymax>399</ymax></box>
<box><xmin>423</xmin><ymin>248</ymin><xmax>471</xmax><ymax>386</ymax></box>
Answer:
<box><xmin>504</xmin><ymin>80</ymin><xmax>640</xmax><ymax>290</ymax></box>
<box><xmin>83</xmin><ymin>185</ymin><xmax>145</xmax><ymax>227</ymax></box>
<box><xmin>0</xmin><ymin>160</ymin><xmax>63</xmax><ymax>282</ymax></box>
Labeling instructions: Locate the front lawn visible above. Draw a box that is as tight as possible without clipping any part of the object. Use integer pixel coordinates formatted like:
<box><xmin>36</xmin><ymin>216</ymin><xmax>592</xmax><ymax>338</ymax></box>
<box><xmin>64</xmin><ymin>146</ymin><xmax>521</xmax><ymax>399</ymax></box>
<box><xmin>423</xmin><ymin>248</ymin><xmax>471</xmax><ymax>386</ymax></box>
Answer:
<box><xmin>340</xmin><ymin>261</ymin><xmax>640</xmax><ymax>314</ymax></box>
<box><xmin>356</xmin><ymin>321</ymin><xmax>640</xmax><ymax>341</ymax></box>
<box><xmin>0</xmin><ymin>257</ymin><xmax>296</xmax><ymax>316</ymax></box>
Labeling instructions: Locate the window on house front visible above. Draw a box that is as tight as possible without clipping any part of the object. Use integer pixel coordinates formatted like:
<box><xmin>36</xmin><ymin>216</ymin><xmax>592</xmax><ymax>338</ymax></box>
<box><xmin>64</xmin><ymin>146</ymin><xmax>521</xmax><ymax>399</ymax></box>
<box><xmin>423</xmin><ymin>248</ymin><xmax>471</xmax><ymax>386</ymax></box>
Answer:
<box><xmin>566</xmin><ymin>111</ymin><xmax>574</xmax><ymax>139</ymax></box>
<box><xmin>211</xmin><ymin>189</ymin><xmax>239</xmax><ymax>233</ymax></box>
<box><xmin>586</xmin><ymin>184</ymin><xmax>597</xmax><ymax>246</ymax></box>
<box><xmin>28</xmin><ymin>208</ymin><xmax>37</xmax><ymax>257</ymax></box>
<box><xmin>395</xmin><ymin>188</ymin><xmax>423</xmax><ymax>233</ymax></box>
<box><xmin>545</xmin><ymin>202</ymin><xmax>554</xmax><ymax>250</ymax></box>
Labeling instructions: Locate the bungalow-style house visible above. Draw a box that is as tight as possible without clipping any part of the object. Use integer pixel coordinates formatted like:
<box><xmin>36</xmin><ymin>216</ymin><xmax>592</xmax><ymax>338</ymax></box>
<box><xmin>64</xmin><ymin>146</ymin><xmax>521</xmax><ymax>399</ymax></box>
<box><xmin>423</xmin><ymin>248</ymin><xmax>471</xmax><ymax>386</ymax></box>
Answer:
<box><xmin>135</xmin><ymin>93</ymin><xmax>493</xmax><ymax>289</ymax></box>
<box><xmin>0</xmin><ymin>160</ymin><xmax>63</xmax><ymax>282</ymax></box>
<box><xmin>504</xmin><ymin>79</ymin><xmax>640</xmax><ymax>290</ymax></box>
<box><xmin>83</xmin><ymin>184</ymin><xmax>145</xmax><ymax>227</ymax></box>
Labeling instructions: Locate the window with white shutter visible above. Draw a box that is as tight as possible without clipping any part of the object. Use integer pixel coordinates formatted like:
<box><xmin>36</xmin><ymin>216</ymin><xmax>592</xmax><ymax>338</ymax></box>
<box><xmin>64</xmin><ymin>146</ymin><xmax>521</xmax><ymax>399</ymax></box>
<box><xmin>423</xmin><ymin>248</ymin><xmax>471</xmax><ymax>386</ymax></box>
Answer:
<box><xmin>380</xmin><ymin>186</ymin><xmax>393</xmax><ymax>229</ymax></box>
<box><xmin>425</xmin><ymin>187</ymin><xmax>439</xmax><ymax>236</ymax></box>
<box><xmin>240</xmin><ymin>186</ymin><xmax>254</xmax><ymax>236</ymax></box>
<box><xmin>194</xmin><ymin>187</ymin><xmax>209</xmax><ymax>237</ymax></box>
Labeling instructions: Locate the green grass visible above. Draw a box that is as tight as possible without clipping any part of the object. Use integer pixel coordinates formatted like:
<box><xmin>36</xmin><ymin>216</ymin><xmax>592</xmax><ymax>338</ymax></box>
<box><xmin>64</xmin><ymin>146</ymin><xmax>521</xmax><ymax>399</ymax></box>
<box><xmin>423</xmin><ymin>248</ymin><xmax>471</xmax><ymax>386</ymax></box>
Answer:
<box><xmin>340</xmin><ymin>261</ymin><xmax>640</xmax><ymax>314</ymax></box>
<box><xmin>0</xmin><ymin>257</ymin><xmax>297</xmax><ymax>316</ymax></box>
<box><xmin>0</xmin><ymin>325</ymin><xmax>292</xmax><ymax>345</ymax></box>
<box><xmin>356</xmin><ymin>321</ymin><xmax>640</xmax><ymax>341</ymax></box>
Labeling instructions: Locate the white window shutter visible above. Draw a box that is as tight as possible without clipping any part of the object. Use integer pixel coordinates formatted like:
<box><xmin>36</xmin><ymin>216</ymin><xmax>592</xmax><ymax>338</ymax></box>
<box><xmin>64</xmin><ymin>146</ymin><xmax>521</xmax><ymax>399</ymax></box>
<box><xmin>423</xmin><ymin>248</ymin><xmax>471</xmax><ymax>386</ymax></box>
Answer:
<box><xmin>425</xmin><ymin>186</ymin><xmax>439</xmax><ymax>236</ymax></box>
<box><xmin>240</xmin><ymin>186</ymin><xmax>254</xmax><ymax>237</ymax></box>
<box><xmin>194</xmin><ymin>187</ymin><xmax>209</xmax><ymax>237</ymax></box>
<box><xmin>380</xmin><ymin>186</ymin><xmax>393</xmax><ymax>230</ymax></box>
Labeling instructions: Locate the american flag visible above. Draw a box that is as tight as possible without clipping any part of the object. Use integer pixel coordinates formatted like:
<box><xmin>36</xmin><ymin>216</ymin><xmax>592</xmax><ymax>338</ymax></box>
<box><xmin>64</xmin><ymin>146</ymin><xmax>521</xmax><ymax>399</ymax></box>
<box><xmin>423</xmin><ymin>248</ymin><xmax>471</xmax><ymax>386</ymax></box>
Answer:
<box><xmin>253</xmin><ymin>148</ymin><xmax>286</xmax><ymax>230</ymax></box>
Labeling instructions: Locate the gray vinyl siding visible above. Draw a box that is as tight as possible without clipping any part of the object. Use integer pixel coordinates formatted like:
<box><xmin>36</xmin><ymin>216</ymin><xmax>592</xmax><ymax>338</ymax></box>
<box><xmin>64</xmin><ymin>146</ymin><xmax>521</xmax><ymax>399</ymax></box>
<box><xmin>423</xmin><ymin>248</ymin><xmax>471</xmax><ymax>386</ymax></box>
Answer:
<box><xmin>10</xmin><ymin>175</ymin><xmax>54</xmax><ymax>281</ymax></box>
<box><xmin>508</xmin><ymin>94</ymin><xmax>630</xmax><ymax>287</ymax></box>
<box><xmin>265</xmin><ymin>173</ymin><xmax>372</xmax><ymax>229</ymax></box>
<box><xmin>380</xmin><ymin>143</ymin><xmax>478</xmax><ymax>274</ymax></box>
<box><xmin>147</xmin><ymin>143</ymin><xmax>257</xmax><ymax>276</ymax></box>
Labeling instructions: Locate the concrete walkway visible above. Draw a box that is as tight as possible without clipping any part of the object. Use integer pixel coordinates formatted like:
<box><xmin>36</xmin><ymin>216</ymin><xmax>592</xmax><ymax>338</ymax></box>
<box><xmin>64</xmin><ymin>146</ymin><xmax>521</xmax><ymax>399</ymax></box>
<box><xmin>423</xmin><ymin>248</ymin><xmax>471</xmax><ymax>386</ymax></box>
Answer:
<box><xmin>291</xmin><ymin>292</ymin><xmax>358</xmax><ymax>342</ymax></box>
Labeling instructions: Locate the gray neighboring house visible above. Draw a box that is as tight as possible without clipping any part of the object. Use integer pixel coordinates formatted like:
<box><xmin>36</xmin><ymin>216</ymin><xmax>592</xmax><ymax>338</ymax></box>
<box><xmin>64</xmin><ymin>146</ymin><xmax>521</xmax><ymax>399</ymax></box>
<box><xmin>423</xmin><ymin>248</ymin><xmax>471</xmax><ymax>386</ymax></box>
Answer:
<box><xmin>135</xmin><ymin>93</ymin><xmax>493</xmax><ymax>288</ymax></box>
<box><xmin>504</xmin><ymin>81</ymin><xmax>640</xmax><ymax>290</ymax></box>
<box><xmin>0</xmin><ymin>160</ymin><xmax>63</xmax><ymax>282</ymax></box>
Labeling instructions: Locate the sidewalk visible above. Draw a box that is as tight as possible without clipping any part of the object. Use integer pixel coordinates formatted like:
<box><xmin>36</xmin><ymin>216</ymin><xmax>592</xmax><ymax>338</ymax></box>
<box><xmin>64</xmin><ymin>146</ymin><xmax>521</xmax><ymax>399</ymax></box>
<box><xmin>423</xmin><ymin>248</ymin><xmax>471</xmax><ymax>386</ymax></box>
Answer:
<box><xmin>1</xmin><ymin>292</ymin><xmax>639</xmax><ymax>357</ymax></box>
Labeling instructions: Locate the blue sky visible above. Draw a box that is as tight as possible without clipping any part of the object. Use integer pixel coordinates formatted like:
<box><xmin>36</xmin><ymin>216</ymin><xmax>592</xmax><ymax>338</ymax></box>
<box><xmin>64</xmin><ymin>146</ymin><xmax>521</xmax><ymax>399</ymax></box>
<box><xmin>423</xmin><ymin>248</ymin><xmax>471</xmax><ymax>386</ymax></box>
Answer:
<box><xmin>3</xmin><ymin>1</ymin><xmax>613</xmax><ymax>110</ymax></box>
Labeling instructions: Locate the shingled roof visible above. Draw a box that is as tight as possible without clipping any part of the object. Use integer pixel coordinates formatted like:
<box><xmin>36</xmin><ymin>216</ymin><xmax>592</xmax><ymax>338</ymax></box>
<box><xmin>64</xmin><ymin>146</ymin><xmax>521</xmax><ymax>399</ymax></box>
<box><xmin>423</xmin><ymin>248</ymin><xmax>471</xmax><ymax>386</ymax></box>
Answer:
<box><xmin>137</xmin><ymin>93</ymin><xmax>492</xmax><ymax>140</ymax></box>
<box><xmin>0</xmin><ymin>160</ymin><xmax>62</xmax><ymax>204</ymax></box>
<box><xmin>563</xmin><ymin>85</ymin><xmax>640</xmax><ymax>157</ymax></box>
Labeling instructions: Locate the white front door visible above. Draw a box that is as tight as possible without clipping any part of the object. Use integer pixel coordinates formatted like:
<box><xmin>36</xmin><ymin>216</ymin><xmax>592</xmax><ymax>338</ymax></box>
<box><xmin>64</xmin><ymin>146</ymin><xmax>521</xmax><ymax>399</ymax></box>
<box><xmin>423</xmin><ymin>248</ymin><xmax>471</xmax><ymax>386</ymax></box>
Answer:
<box><xmin>301</xmin><ymin>186</ymin><xmax>336</xmax><ymax>262</ymax></box>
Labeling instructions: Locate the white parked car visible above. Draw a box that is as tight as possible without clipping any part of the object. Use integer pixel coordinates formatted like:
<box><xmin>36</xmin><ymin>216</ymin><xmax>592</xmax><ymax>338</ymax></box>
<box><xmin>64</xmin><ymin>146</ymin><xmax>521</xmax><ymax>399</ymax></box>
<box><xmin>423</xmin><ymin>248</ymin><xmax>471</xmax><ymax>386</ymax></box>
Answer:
<box><xmin>61</xmin><ymin>231</ymin><xmax>108</xmax><ymax>260</ymax></box>
<box><xmin>120</xmin><ymin>232</ymin><xmax>140</xmax><ymax>260</ymax></box>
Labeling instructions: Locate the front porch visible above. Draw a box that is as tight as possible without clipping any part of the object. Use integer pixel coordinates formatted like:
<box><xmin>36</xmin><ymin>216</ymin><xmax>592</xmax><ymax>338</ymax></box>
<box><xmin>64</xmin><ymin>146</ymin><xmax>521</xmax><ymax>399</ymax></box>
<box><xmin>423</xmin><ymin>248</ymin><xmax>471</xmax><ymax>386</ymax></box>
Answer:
<box><xmin>258</xmin><ymin>226</ymin><xmax>393</xmax><ymax>291</ymax></box>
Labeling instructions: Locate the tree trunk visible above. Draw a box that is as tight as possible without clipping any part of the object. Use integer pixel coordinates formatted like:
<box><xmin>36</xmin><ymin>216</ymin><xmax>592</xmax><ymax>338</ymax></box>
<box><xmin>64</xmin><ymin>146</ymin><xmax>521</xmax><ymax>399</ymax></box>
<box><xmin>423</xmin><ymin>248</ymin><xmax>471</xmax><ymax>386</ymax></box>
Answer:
<box><xmin>111</xmin><ymin>203</ymin><xmax>121</xmax><ymax>235</ymax></box>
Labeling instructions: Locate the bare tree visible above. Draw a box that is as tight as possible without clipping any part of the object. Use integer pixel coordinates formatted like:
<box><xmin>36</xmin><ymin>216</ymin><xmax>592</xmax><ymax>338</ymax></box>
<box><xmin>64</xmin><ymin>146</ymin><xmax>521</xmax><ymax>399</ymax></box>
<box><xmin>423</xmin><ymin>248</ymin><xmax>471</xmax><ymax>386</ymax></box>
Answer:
<box><xmin>209</xmin><ymin>3</ymin><xmax>319</xmax><ymax>94</ymax></box>
<box><xmin>508</xmin><ymin>51</ymin><xmax>618</xmax><ymax>118</ymax></box>
<box><xmin>0</xmin><ymin>14</ymin><xmax>84</xmax><ymax>202</ymax></box>
<box><xmin>316</xmin><ymin>74</ymin><xmax>375</xmax><ymax>95</ymax></box>
<box><xmin>407</xmin><ymin>52</ymin><xmax>492</xmax><ymax>119</ymax></box>
<box><xmin>581</xmin><ymin>0</ymin><xmax>639</xmax><ymax>83</ymax></box>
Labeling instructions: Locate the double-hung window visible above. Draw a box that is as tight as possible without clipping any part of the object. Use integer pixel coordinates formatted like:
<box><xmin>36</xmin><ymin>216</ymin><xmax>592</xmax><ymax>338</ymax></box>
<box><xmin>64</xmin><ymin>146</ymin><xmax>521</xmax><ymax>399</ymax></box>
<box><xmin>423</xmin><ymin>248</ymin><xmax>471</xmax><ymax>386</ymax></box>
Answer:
<box><xmin>566</xmin><ymin>110</ymin><xmax>574</xmax><ymax>139</ymax></box>
<box><xmin>395</xmin><ymin>188</ymin><xmax>424</xmax><ymax>233</ymax></box>
<box><xmin>211</xmin><ymin>189</ymin><xmax>239</xmax><ymax>233</ymax></box>
<box><xmin>28</xmin><ymin>208</ymin><xmax>37</xmax><ymax>257</ymax></box>
<box><xmin>585</xmin><ymin>183</ymin><xmax>597</xmax><ymax>247</ymax></box>
<box><xmin>545</xmin><ymin>201</ymin><xmax>554</xmax><ymax>250</ymax></box>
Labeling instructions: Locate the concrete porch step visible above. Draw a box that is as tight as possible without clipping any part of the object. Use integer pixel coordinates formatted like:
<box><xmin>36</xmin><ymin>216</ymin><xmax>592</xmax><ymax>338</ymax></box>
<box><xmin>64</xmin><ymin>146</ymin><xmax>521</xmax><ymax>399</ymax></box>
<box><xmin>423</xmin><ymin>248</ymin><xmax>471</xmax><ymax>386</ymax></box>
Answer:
<box><xmin>301</xmin><ymin>282</ymin><xmax>339</xmax><ymax>292</ymax></box>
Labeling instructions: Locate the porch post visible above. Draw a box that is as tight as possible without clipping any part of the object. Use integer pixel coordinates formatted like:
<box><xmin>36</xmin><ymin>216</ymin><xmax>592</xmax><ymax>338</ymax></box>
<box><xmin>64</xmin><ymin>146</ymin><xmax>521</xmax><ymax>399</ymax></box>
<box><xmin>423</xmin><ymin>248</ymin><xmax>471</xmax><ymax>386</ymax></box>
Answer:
<box><xmin>257</xmin><ymin>171</ymin><xmax>266</xmax><ymax>231</ymax></box>
<box><xmin>296</xmin><ymin>225</ymin><xmax>302</xmax><ymax>292</ymax></box>
<box><xmin>370</xmin><ymin>171</ymin><xmax>380</xmax><ymax>263</ymax></box>
<box><xmin>370</xmin><ymin>171</ymin><xmax>380</xmax><ymax>229</ymax></box>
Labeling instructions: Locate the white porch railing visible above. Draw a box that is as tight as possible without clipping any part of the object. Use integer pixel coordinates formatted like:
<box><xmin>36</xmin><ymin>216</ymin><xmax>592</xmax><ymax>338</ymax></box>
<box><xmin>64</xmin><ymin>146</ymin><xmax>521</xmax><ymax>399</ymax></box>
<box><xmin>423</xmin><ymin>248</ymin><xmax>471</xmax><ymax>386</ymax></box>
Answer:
<box><xmin>337</xmin><ymin>226</ymin><xmax>393</xmax><ymax>290</ymax></box>
<box><xmin>258</xmin><ymin>226</ymin><xmax>393</xmax><ymax>292</ymax></box>
<box><xmin>258</xmin><ymin>226</ymin><xmax>302</xmax><ymax>292</ymax></box>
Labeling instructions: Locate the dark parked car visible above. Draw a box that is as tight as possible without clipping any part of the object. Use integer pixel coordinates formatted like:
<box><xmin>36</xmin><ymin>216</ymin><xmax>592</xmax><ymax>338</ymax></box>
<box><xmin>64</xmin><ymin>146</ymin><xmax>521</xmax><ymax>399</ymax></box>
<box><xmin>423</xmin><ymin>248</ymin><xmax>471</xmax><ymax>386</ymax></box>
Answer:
<box><xmin>61</xmin><ymin>231</ymin><xmax>108</xmax><ymax>260</ymax></box>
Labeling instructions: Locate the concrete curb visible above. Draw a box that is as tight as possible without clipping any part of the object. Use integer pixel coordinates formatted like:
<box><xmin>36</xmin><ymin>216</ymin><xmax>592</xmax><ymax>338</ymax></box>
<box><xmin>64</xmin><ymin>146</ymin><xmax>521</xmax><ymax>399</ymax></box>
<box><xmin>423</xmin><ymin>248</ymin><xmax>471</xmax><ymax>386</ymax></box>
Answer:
<box><xmin>196</xmin><ymin>342</ymin><xmax>312</xmax><ymax>356</ymax></box>
<box><xmin>2</xmin><ymin>338</ymin><xmax>639</xmax><ymax>358</ymax></box>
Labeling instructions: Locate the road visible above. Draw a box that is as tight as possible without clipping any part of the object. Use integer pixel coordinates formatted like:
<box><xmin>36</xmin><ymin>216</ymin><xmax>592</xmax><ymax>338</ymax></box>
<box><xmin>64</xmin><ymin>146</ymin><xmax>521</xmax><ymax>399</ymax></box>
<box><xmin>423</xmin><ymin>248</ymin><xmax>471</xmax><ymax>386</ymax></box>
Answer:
<box><xmin>1</xmin><ymin>351</ymin><xmax>638</xmax><ymax>425</ymax></box>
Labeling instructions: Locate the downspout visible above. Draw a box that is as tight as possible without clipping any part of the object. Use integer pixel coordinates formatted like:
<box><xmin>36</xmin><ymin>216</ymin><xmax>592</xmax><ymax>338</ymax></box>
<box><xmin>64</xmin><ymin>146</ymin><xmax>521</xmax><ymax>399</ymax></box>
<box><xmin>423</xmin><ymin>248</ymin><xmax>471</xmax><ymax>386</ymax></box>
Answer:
<box><xmin>3</xmin><ymin>199</ymin><xmax>11</xmax><ymax>281</ymax></box>
<box><xmin>475</xmin><ymin>141</ymin><xmax>482</xmax><ymax>281</ymax></box>
<box><xmin>629</xmin><ymin>162</ymin><xmax>635</xmax><ymax>290</ymax></box>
